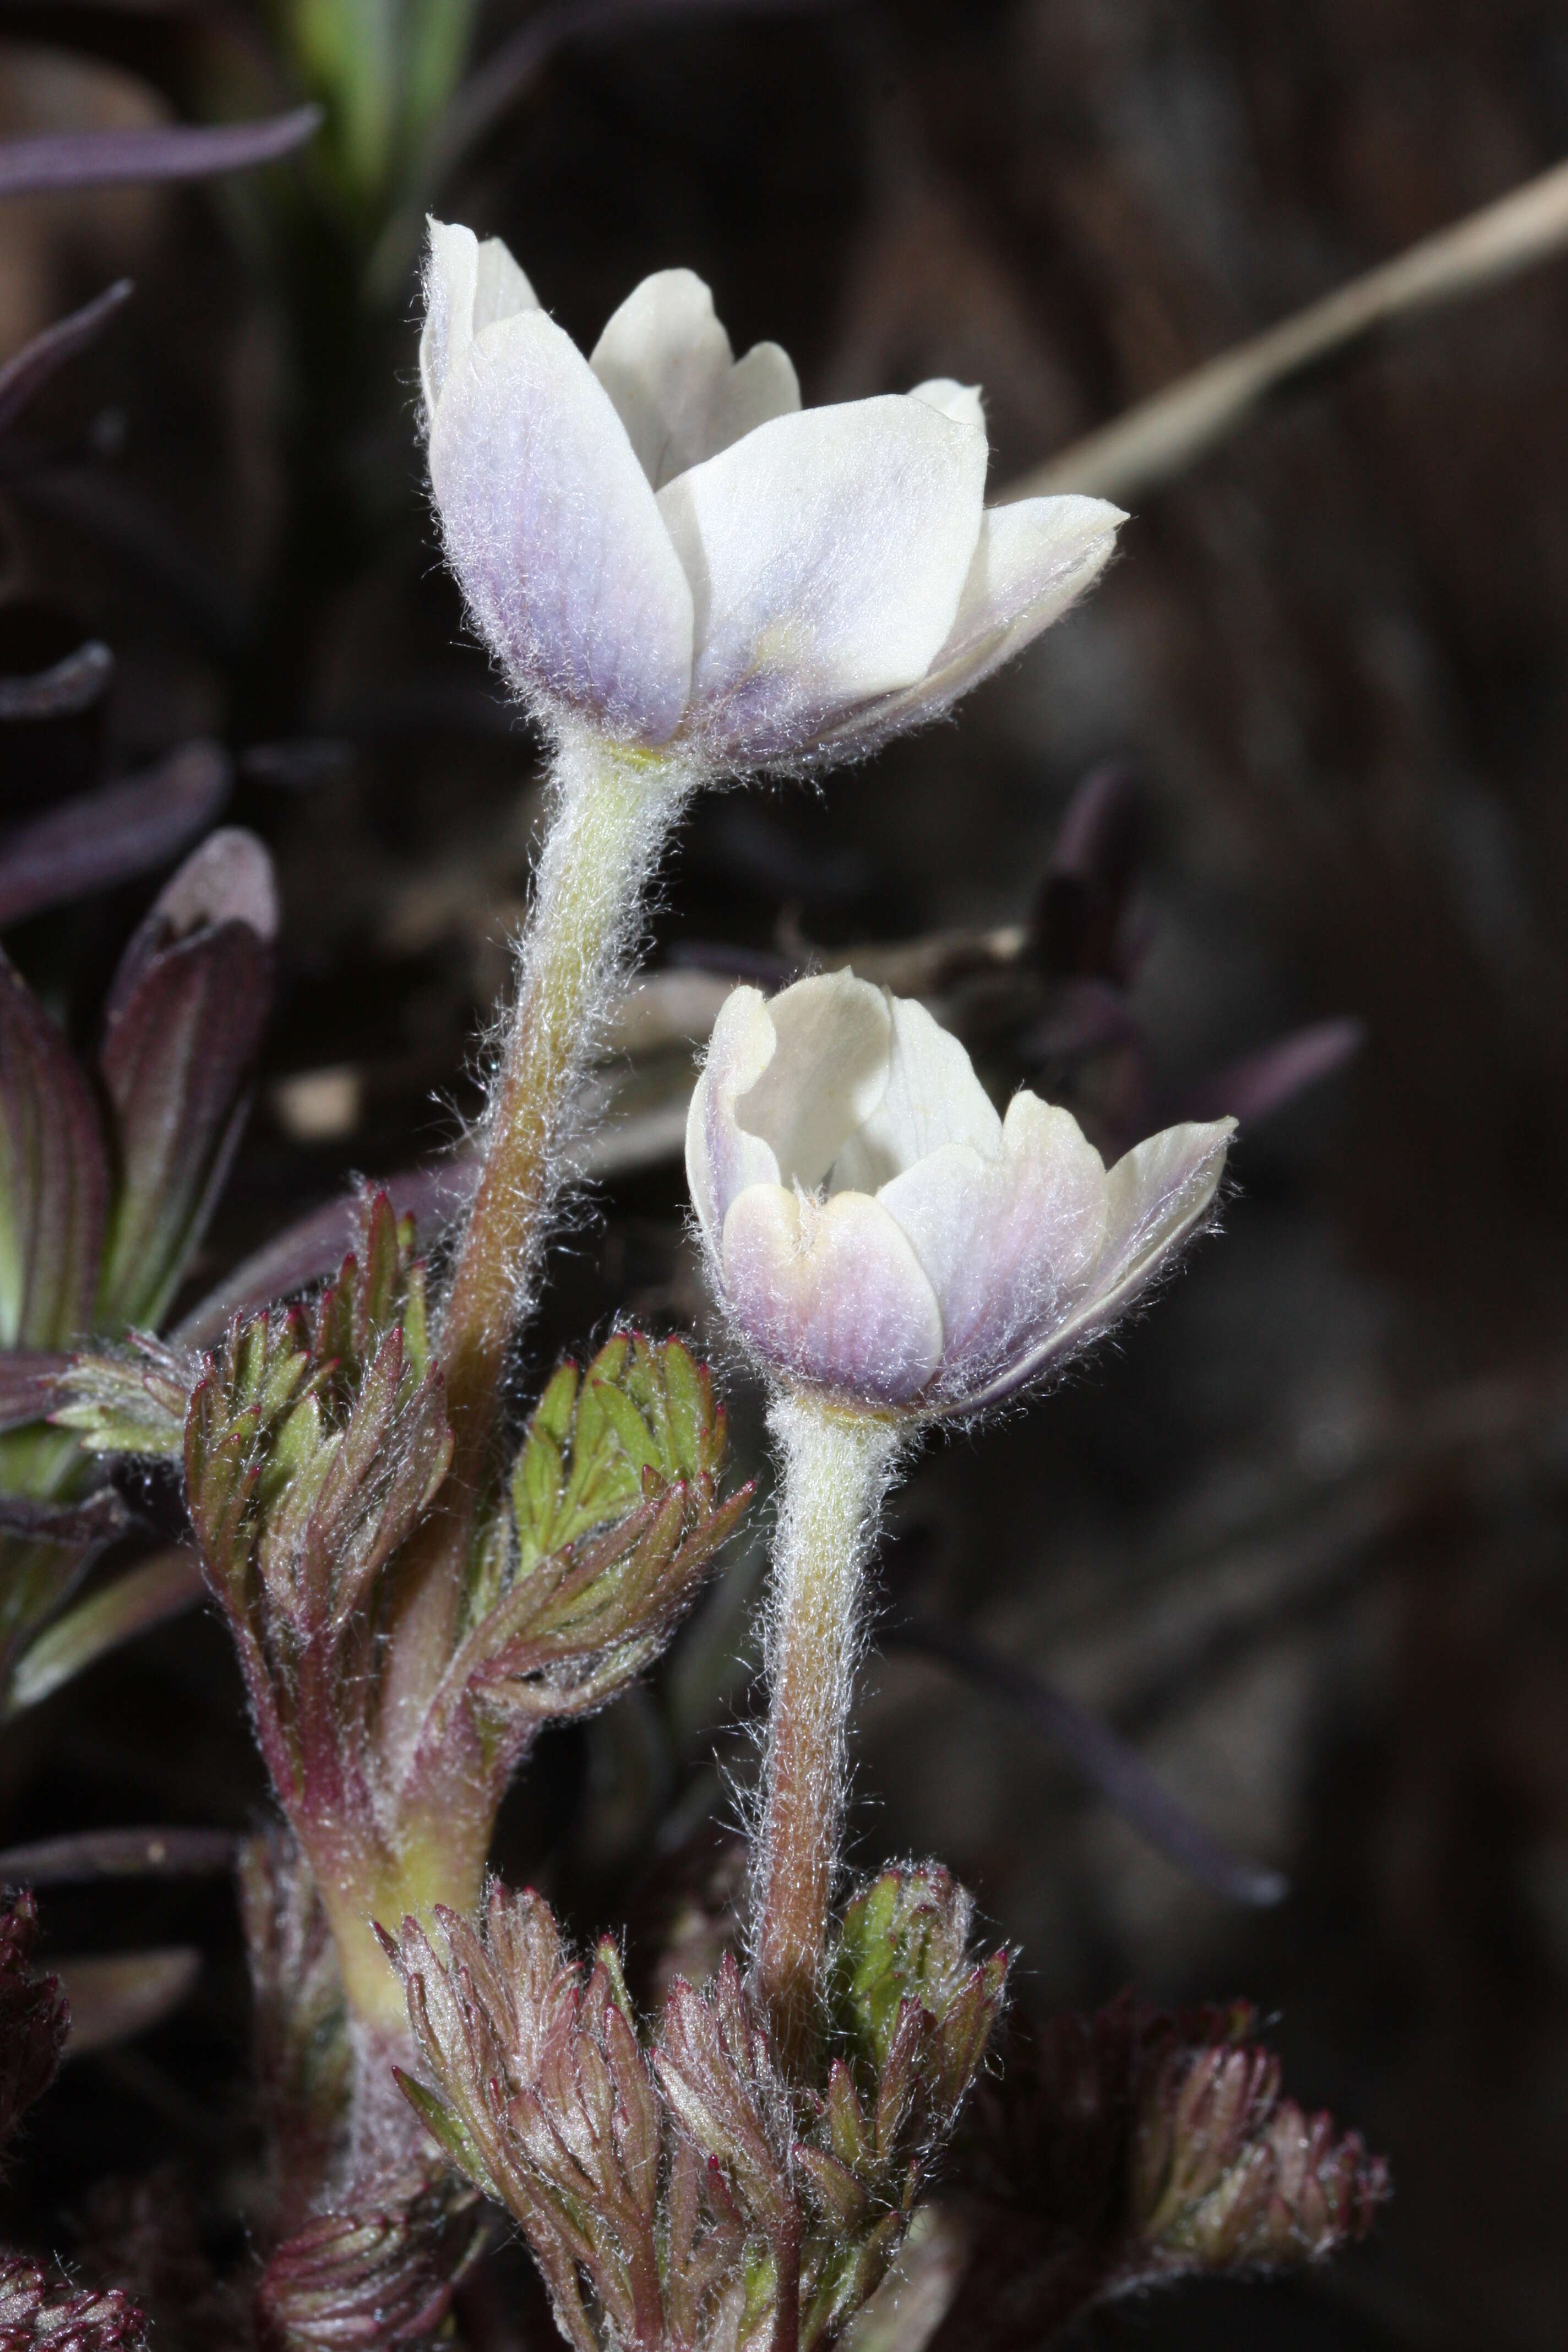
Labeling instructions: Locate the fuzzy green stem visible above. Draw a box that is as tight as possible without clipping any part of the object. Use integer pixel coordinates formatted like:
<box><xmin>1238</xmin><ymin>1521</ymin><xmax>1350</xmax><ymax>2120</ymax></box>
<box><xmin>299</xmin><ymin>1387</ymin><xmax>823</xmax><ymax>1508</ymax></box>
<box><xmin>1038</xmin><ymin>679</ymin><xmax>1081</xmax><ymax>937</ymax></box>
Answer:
<box><xmin>751</xmin><ymin>1392</ymin><xmax>903</xmax><ymax>2075</ymax></box>
<box><xmin>379</xmin><ymin>734</ymin><xmax>691</xmax><ymax>1763</ymax></box>
<box><xmin>439</xmin><ymin>736</ymin><xmax>688</xmax><ymax>1473</ymax></box>
<box><xmin>314</xmin><ymin>1814</ymin><xmax>491</xmax><ymax>2039</ymax></box>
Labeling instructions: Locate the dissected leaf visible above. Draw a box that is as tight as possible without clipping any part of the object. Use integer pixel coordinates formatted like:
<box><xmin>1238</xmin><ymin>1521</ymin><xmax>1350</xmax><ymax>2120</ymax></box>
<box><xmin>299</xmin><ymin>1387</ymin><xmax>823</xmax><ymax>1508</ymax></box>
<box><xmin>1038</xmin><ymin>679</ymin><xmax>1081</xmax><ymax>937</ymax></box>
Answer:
<box><xmin>0</xmin><ymin>2256</ymin><xmax>147</xmax><ymax>2349</ymax></box>
<box><xmin>936</xmin><ymin>1992</ymin><xmax>1389</xmax><ymax>2350</ymax></box>
<box><xmin>52</xmin><ymin>1337</ymin><xmax>193</xmax><ymax>1461</ymax></box>
<box><xmin>0</xmin><ymin>1888</ymin><xmax>68</xmax><ymax>2150</ymax></box>
<box><xmin>253</xmin><ymin>2163</ymin><xmax>480</xmax><ymax>2351</ymax></box>
<box><xmin>435</xmin><ymin>1332</ymin><xmax>749</xmax><ymax>1731</ymax></box>
<box><xmin>0</xmin><ymin>952</ymin><xmax>109</xmax><ymax>1349</ymax></box>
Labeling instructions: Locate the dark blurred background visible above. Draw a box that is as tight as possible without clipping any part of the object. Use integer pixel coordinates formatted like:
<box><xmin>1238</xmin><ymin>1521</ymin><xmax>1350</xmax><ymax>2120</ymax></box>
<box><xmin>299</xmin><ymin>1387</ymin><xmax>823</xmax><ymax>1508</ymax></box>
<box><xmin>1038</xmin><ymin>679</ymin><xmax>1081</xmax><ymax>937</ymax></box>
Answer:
<box><xmin>6</xmin><ymin>3</ymin><xmax>1568</xmax><ymax>2346</ymax></box>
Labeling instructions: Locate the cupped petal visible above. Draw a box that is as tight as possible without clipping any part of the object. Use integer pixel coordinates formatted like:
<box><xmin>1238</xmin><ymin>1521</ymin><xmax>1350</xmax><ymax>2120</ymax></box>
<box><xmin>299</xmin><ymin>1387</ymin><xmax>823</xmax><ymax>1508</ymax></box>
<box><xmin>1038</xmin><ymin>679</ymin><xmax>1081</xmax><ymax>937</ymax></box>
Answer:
<box><xmin>429</xmin><ymin>306</ymin><xmax>695</xmax><ymax>744</ymax></box>
<box><xmin>421</xmin><ymin>219</ymin><xmax>538</xmax><ymax>423</ymax></box>
<box><xmin>814</xmin><ymin>493</ymin><xmax>1123</xmax><ymax>759</ymax></box>
<box><xmin>720</xmin><ymin>1184</ymin><xmax>944</xmax><ymax>1403</ymax></box>
<box><xmin>734</xmin><ymin>969</ymin><xmax>891</xmax><ymax>1190</ymax></box>
<box><xmin>591</xmin><ymin>270</ymin><xmax>799</xmax><ymax>489</ymax></box>
<box><xmin>911</xmin><ymin>378</ymin><xmax>986</xmax><ymax>431</ymax></box>
<box><xmin>960</xmin><ymin>1115</ymin><xmax>1235</xmax><ymax>1411</ymax></box>
<box><xmin>878</xmin><ymin>1093</ymin><xmax>1109</xmax><ymax>1400</ymax></box>
<box><xmin>686</xmin><ymin>986</ymin><xmax>783</xmax><ymax>1251</ymax></box>
<box><xmin>657</xmin><ymin>395</ymin><xmax>988</xmax><ymax>763</ymax></box>
<box><xmin>829</xmin><ymin>993</ymin><xmax>1000</xmax><ymax>1193</ymax></box>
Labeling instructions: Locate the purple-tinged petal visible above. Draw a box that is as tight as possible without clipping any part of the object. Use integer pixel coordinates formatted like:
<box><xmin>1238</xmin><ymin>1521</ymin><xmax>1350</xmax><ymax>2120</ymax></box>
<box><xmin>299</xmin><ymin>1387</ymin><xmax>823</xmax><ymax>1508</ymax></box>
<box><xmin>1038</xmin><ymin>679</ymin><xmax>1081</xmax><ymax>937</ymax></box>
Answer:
<box><xmin>686</xmin><ymin>986</ymin><xmax>782</xmax><ymax>1253</ymax></box>
<box><xmin>429</xmin><ymin>306</ymin><xmax>695</xmax><ymax>744</ymax></box>
<box><xmin>658</xmin><ymin>395</ymin><xmax>987</xmax><ymax>763</ymax></box>
<box><xmin>720</xmin><ymin>1185</ymin><xmax>943</xmax><ymax>1403</ymax></box>
<box><xmin>879</xmin><ymin>1093</ymin><xmax>1109</xmax><ymax>1398</ymax></box>
<box><xmin>962</xmin><ymin>1118</ymin><xmax>1234</xmax><ymax>1409</ymax></box>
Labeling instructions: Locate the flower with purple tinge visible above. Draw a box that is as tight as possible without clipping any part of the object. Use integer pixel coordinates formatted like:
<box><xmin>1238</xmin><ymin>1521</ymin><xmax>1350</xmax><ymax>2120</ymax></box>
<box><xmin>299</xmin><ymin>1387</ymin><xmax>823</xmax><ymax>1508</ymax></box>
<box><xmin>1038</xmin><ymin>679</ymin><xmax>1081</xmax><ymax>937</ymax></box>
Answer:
<box><xmin>687</xmin><ymin>971</ymin><xmax>1234</xmax><ymax>1415</ymax></box>
<box><xmin>421</xmin><ymin>220</ymin><xmax>1124</xmax><ymax>771</ymax></box>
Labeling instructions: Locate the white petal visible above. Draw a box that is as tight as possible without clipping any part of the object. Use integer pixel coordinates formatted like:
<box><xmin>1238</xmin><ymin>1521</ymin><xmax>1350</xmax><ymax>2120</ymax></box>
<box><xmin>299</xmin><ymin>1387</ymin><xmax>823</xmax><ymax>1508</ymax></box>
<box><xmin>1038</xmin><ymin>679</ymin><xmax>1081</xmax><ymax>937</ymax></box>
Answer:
<box><xmin>421</xmin><ymin>219</ymin><xmax>538</xmax><ymax>423</ymax></box>
<box><xmin>961</xmin><ymin>1117</ymin><xmax>1234</xmax><ymax>1409</ymax></box>
<box><xmin>657</xmin><ymin>395</ymin><xmax>988</xmax><ymax>763</ymax></box>
<box><xmin>734</xmin><ymin>970</ymin><xmax>890</xmax><ymax>1190</ymax></box>
<box><xmin>685</xmin><ymin>986</ymin><xmax>783</xmax><ymax>1253</ymax></box>
<box><xmin>429</xmin><ymin>306</ymin><xmax>695</xmax><ymax>744</ymax></box>
<box><xmin>721</xmin><ymin>1185</ymin><xmax>944</xmax><ymax>1403</ymax></box>
<box><xmin>708</xmin><ymin>341</ymin><xmax>801</xmax><ymax>454</ymax></box>
<box><xmin>829</xmin><ymin>994</ymin><xmax>999</xmax><ymax>1193</ymax></box>
<box><xmin>911</xmin><ymin>378</ymin><xmax>986</xmax><ymax>431</ymax></box>
<box><xmin>878</xmin><ymin>1093</ymin><xmax>1109</xmax><ymax>1398</ymax></box>
<box><xmin>815</xmin><ymin>494</ymin><xmax>1123</xmax><ymax>757</ymax></box>
<box><xmin>591</xmin><ymin>270</ymin><xmax>800</xmax><ymax>489</ymax></box>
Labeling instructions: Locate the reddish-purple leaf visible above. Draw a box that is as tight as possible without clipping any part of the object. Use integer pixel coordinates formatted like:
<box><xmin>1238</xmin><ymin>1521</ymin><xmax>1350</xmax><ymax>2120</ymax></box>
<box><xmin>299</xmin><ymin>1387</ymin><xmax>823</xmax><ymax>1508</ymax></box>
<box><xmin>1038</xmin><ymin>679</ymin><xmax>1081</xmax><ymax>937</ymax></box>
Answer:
<box><xmin>0</xmin><ymin>1488</ymin><xmax>130</xmax><ymax>1548</ymax></box>
<box><xmin>0</xmin><ymin>279</ymin><xmax>133</xmax><ymax>437</ymax></box>
<box><xmin>0</xmin><ymin>951</ymin><xmax>110</xmax><ymax>1348</ymax></box>
<box><xmin>0</xmin><ymin>1823</ymin><xmax>235</xmax><ymax>1888</ymax></box>
<box><xmin>0</xmin><ymin>741</ymin><xmax>229</xmax><ymax>930</ymax></box>
<box><xmin>0</xmin><ymin>1890</ymin><xmax>68</xmax><ymax>2149</ymax></box>
<box><xmin>1035</xmin><ymin>764</ymin><xmax>1143</xmax><ymax>982</ymax></box>
<box><xmin>106</xmin><ymin>823</ymin><xmax>278</xmax><ymax>1019</ymax></box>
<box><xmin>0</xmin><ymin>104</ymin><xmax>320</xmax><ymax>199</ymax></box>
<box><xmin>1165</xmin><ymin>1017</ymin><xmax>1364</xmax><ymax>1128</ymax></box>
<box><xmin>96</xmin><ymin>835</ymin><xmax>276</xmax><ymax>1330</ymax></box>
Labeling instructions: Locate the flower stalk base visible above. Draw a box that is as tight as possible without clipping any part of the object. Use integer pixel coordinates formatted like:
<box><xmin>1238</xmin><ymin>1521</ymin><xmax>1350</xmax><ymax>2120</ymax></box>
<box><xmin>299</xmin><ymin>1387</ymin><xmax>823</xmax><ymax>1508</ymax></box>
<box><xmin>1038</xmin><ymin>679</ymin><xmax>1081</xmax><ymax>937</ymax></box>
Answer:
<box><xmin>751</xmin><ymin>1391</ymin><xmax>903</xmax><ymax>2073</ymax></box>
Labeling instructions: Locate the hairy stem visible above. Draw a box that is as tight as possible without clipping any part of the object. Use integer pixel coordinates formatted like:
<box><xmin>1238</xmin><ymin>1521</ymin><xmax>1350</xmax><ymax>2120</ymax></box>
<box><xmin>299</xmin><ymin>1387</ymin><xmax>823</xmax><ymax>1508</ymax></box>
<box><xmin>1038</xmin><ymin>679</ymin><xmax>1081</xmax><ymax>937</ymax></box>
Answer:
<box><xmin>378</xmin><ymin>734</ymin><xmax>689</xmax><ymax>1767</ymax></box>
<box><xmin>440</xmin><ymin>736</ymin><xmax>688</xmax><ymax>1472</ymax></box>
<box><xmin>751</xmin><ymin>1392</ymin><xmax>903</xmax><ymax>2075</ymax></box>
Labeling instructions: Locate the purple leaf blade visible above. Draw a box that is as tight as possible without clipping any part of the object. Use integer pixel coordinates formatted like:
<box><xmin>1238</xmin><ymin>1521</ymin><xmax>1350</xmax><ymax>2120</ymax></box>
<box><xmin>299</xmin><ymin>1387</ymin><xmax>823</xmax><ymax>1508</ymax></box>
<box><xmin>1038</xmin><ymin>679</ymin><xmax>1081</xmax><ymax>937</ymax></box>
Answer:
<box><xmin>0</xmin><ymin>1822</ymin><xmax>235</xmax><ymax>1887</ymax></box>
<box><xmin>96</xmin><ymin>834</ymin><xmax>277</xmax><ymax>1332</ymax></box>
<box><xmin>1164</xmin><ymin>1017</ymin><xmax>1364</xmax><ymax>1128</ymax></box>
<box><xmin>56</xmin><ymin>1947</ymin><xmax>200</xmax><ymax>2057</ymax></box>
<box><xmin>0</xmin><ymin>952</ymin><xmax>110</xmax><ymax>1348</ymax></box>
<box><xmin>0</xmin><ymin>105</ymin><xmax>320</xmax><ymax>200</ymax></box>
<box><xmin>0</xmin><ymin>279</ymin><xmax>133</xmax><ymax>438</ymax></box>
<box><xmin>0</xmin><ymin>1350</ymin><xmax>69</xmax><ymax>1435</ymax></box>
<box><xmin>889</xmin><ymin>1618</ymin><xmax>1288</xmax><ymax>1908</ymax></box>
<box><xmin>0</xmin><ymin>741</ymin><xmax>230</xmax><ymax>931</ymax></box>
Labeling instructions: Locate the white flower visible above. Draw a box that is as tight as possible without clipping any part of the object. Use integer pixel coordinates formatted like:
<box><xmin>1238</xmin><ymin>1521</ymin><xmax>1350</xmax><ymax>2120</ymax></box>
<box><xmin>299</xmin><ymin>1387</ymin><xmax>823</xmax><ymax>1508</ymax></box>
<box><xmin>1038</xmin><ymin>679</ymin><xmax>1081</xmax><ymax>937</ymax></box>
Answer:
<box><xmin>686</xmin><ymin>971</ymin><xmax>1234</xmax><ymax>1413</ymax></box>
<box><xmin>421</xmin><ymin>220</ymin><xmax>1124</xmax><ymax>769</ymax></box>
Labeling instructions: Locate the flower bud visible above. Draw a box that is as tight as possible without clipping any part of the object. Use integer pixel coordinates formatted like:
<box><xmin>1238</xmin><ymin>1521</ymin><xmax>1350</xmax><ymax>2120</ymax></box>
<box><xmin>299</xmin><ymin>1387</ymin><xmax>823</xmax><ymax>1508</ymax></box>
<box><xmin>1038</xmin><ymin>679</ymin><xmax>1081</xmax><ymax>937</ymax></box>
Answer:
<box><xmin>687</xmin><ymin>972</ymin><xmax>1233</xmax><ymax>1414</ymax></box>
<box><xmin>421</xmin><ymin>220</ymin><xmax>1123</xmax><ymax>769</ymax></box>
